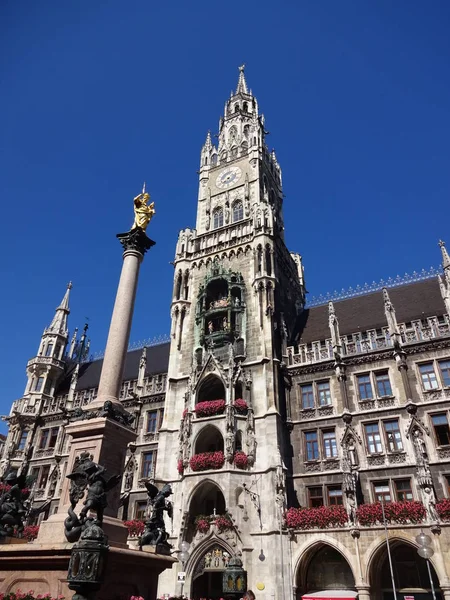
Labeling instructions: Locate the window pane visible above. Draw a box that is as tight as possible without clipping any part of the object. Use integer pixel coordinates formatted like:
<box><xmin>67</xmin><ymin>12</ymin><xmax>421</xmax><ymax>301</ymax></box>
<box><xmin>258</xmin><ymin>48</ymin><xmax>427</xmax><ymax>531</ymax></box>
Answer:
<box><xmin>233</xmin><ymin>202</ymin><xmax>244</xmax><ymax>222</ymax></box>
<box><xmin>439</xmin><ymin>360</ymin><xmax>450</xmax><ymax>387</ymax></box>
<box><xmin>213</xmin><ymin>209</ymin><xmax>224</xmax><ymax>228</ymax></box>
<box><xmin>383</xmin><ymin>420</ymin><xmax>403</xmax><ymax>452</ymax></box>
<box><xmin>395</xmin><ymin>479</ymin><xmax>413</xmax><ymax>501</ymax></box>
<box><xmin>308</xmin><ymin>487</ymin><xmax>323</xmax><ymax>507</ymax></box>
<box><xmin>39</xmin><ymin>429</ymin><xmax>49</xmax><ymax>449</ymax></box>
<box><xmin>419</xmin><ymin>363</ymin><xmax>439</xmax><ymax>390</ymax></box>
<box><xmin>49</xmin><ymin>428</ymin><xmax>59</xmax><ymax>448</ymax></box>
<box><xmin>18</xmin><ymin>431</ymin><xmax>28</xmax><ymax>450</ymax></box>
<box><xmin>45</xmin><ymin>344</ymin><xmax>53</xmax><ymax>357</ymax></box>
<box><xmin>373</xmin><ymin>481</ymin><xmax>391</xmax><ymax>503</ymax></box>
<box><xmin>305</xmin><ymin>431</ymin><xmax>319</xmax><ymax>460</ymax></box>
<box><xmin>357</xmin><ymin>374</ymin><xmax>373</xmax><ymax>400</ymax></box>
<box><xmin>39</xmin><ymin>465</ymin><xmax>50</xmax><ymax>488</ymax></box>
<box><xmin>376</xmin><ymin>372</ymin><xmax>392</xmax><ymax>397</ymax></box>
<box><xmin>35</xmin><ymin>377</ymin><xmax>45</xmax><ymax>393</ymax></box>
<box><xmin>317</xmin><ymin>381</ymin><xmax>331</xmax><ymax>406</ymax></box>
<box><xmin>301</xmin><ymin>384</ymin><xmax>314</xmax><ymax>409</ymax></box>
<box><xmin>432</xmin><ymin>414</ymin><xmax>450</xmax><ymax>446</ymax></box>
<box><xmin>328</xmin><ymin>486</ymin><xmax>343</xmax><ymax>505</ymax></box>
<box><xmin>323</xmin><ymin>429</ymin><xmax>338</xmax><ymax>458</ymax></box>
<box><xmin>135</xmin><ymin>501</ymin><xmax>147</xmax><ymax>520</ymax></box>
<box><xmin>365</xmin><ymin>423</ymin><xmax>383</xmax><ymax>454</ymax></box>
<box><xmin>147</xmin><ymin>411</ymin><xmax>158</xmax><ymax>433</ymax></box>
<box><xmin>141</xmin><ymin>451</ymin><xmax>155</xmax><ymax>478</ymax></box>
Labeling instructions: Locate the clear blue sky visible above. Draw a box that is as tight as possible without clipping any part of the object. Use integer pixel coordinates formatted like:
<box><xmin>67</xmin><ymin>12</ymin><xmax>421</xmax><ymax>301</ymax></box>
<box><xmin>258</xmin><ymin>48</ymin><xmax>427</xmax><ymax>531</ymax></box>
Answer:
<box><xmin>1</xmin><ymin>1</ymin><xmax>450</xmax><ymax>425</ymax></box>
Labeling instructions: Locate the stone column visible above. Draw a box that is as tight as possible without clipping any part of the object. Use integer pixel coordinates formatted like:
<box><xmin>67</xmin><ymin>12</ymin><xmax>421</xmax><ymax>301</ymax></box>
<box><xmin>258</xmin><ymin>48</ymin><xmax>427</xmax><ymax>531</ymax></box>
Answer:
<box><xmin>94</xmin><ymin>228</ymin><xmax>155</xmax><ymax>407</ymax></box>
<box><xmin>37</xmin><ymin>227</ymin><xmax>154</xmax><ymax>547</ymax></box>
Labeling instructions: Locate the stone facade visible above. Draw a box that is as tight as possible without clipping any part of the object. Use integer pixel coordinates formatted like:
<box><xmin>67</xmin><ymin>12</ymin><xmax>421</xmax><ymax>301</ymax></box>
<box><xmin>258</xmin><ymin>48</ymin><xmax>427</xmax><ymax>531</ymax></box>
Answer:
<box><xmin>2</xmin><ymin>68</ymin><xmax>450</xmax><ymax>600</ymax></box>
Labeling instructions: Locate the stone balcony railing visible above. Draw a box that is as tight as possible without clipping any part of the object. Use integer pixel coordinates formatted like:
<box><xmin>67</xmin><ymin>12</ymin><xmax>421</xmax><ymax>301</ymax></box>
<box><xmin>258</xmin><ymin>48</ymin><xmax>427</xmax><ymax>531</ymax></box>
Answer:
<box><xmin>33</xmin><ymin>447</ymin><xmax>55</xmax><ymax>459</ymax></box>
<box><xmin>27</xmin><ymin>356</ymin><xmax>65</xmax><ymax>370</ymax></box>
<box><xmin>288</xmin><ymin>316</ymin><xmax>450</xmax><ymax>366</ymax></box>
<box><xmin>422</xmin><ymin>388</ymin><xmax>450</xmax><ymax>402</ymax></box>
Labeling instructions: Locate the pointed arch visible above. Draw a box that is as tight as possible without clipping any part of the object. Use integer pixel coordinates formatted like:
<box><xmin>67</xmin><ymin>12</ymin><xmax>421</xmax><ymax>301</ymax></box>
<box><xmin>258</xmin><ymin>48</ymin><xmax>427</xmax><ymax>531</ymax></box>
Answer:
<box><xmin>175</xmin><ymin>270</ymin><xmax>183</xmax><ymax>300</ymax></box>
<box><xmin>233</xmin><ymin>200</ymin><xmax>244</xmax><ymax>222</ymax></box>
<box><xmin>213</xmin><ymin>207</ymin><xmax>224</xmax><ymax>229</ymax></box>
<box><xmin>194</xmin><ymin>424</ymin><xmax>224</xmax><ymax>454</ymax></box>
<box><xmin>197</xmin><ymin>373</ymin><xmax>226</xmax><ymax>403</ymax></box>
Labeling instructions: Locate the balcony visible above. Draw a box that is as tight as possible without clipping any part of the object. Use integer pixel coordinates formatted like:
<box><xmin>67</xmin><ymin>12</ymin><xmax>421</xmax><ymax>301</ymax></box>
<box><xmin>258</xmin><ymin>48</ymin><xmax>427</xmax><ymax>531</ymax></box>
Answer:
<box><xmin>27</xmin><ymin>356</ymin><xmax>65</xmax><ymax>370</ymax></box>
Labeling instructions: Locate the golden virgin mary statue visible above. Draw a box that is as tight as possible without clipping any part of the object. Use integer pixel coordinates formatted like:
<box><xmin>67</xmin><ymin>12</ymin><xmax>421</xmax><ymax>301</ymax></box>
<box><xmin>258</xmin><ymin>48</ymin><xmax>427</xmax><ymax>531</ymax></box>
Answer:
<box><xmin>131</xmin><ymin>183</ymin><xmax>155</xmax><ymax>232</ymax></box>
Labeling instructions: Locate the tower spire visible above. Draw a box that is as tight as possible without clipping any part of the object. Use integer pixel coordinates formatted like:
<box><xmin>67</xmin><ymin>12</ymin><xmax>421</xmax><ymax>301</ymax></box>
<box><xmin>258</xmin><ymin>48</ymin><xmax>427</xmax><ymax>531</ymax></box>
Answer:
<box><xmin>439</xmin><ymin>240</ymin><xmax>450</xmax><ymax>271</ymax></box>
<box><xmin>236</xmin><ymin>64</ymin><xmax>248</xmax><ymax>94</ymax></box>
<box><xmin>47</xmin><ymin>282</ymin><xmax>72</xmax><ymax>335</ymax></box>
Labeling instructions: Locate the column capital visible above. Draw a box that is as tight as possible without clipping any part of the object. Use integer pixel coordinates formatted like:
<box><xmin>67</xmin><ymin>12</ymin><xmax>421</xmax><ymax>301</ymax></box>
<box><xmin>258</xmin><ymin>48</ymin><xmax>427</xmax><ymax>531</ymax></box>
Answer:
<box><xmin>117</xmin><ymin>228</ymin><xmax>155</xmax><ymax>256</ymax></box>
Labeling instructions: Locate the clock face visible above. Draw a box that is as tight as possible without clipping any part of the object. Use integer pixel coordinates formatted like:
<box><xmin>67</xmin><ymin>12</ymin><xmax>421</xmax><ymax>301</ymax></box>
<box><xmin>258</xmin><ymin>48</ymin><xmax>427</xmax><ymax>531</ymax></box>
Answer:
<box><xmin>215</xmin><ymin>166</ymin><xmax>242</xmax><ymax>189</ymax></box>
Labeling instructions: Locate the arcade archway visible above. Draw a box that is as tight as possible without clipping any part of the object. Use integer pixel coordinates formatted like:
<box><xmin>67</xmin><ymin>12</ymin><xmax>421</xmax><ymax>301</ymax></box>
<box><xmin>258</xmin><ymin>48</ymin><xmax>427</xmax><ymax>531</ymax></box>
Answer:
<box><xmin>369</xmin><ymin>540</ymin><xmax>441</xmax><ymax>600</ymax></box>
<box><xmin>190</xmin><ymin>544</ymin><xmax>232</xmax><ymax>600</ymax></box>
<box><xmin>296</xmin><ymin>543</ymin><xmax>356</xmax><ymax>599</ymax></box>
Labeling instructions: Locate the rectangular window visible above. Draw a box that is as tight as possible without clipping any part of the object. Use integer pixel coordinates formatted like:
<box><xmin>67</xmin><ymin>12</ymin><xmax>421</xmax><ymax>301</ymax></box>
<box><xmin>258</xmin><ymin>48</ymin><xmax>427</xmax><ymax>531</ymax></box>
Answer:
<box><xmin>357</xmin><ymin>374</ymin><xmax>373</xmax><ymax>400</ymax></box>
<box><xmin>432</xmin><ymin>414</ymin><xmax>450</xmax><ymax>446</ymax></box>
<box><xmin>317</xmin><ymin>381</ymin><xmax>331</xmax><ymax>406</ymax></box>
<box><xmin>383</xmin><ymin>420</ymin><xmax>403</xmax><ymax>452</ymax></box>
<box><xmin>373</xmin><ymin>481</ymin><xmax>391</xmax><ymax>503</ymax></box>
<box><xmin>35</xmin><ymin>376</ymin><xmax>45</xmax><ymax>393</ymax></box>
<box><xmin>394</xmin><ymin>479</ymin><xmax>413</xmax><ymax>502</ymax></box>
<box><xmin>327</xmin><ymin>486</ymin><xmax>343</xmax><ymax>505</ymax></box>
<box><xmin>38</xmin><ymin>465</ymin><xmax>50</xmax><ymax>489</ymax></box>
<box><xmin>308</xmin><ymin>487</ymin><xmax>323</xmax><ymax>508</ymax></box>
<box><xmin>17</xmin><ymin>431</ymin><xmax>28</xmax><ymax>450</ymax></box>
<box><xmin>301</xmin><ymin>384</ymin><xmax>314</xmax><ymax>409</ymax></box>
<box><xmin>365</xmin><ymin>423</ymin><xmax>383</xmax><ymax>454</ymax></box>
<box><xmin>322</xmin><ymin>429</ymin><xmax>338</xmax><ymax>458</ymax></box>
<box><xmin>141</xmin><ymin>451</ymin><xmax>155</xmax><ymax>478</ymax></box>
<box><xmin>375</xmin><ymin>371</ymin><xmax>392</xmax><ymax>397</ymax></box>
<box><xmin>135</xmin><ymin>501</ymin><xmax>147</xmax><ymax>520</ymax></box>
<box><xmin>30</xmin><ymin>467</ymin><xmax>40</xmax><ymax>483</ymax></box>
<box><xmin>146</xmin><ymin>411</ymin><xmax>158</xmax><ymax>434</ymax></box>
<box><xmin>419</xmin><ymin>363</ymin><xmax>439</xmax><ymax>390</ymax></box>
<box><xmin>44</xmin><ymin>344</ymin><xmax>53</xmax><ymax>357</ymax></box>
<box><xmin>439</xmin><ymin>360</ymin><xmax>450</xmax><ymax>387</ymax></box>
<box><xmin>48</xmin><ymin>427</ymin><xmax>59</xmax><ymax>448</ymax></box>
<box><xmin>39</xmin><ymin>429</ymin><xmax>50</xmax><ymax>449</ymax></box>
<box><xmin>304</xmin><ymin>431</ymin><xmax>319</xmax><ymax>461</ymax></box>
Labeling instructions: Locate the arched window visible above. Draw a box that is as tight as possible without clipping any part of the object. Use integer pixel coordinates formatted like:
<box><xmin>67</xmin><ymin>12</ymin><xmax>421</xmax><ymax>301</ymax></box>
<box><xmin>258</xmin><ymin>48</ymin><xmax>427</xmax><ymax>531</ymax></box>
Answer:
<box><xmin>204</xmin><ymin>156</ymin><xmax>208</xmax><ymax>165</ymax></box>
<box><xmin>235</xmin><ymin>430</ymin><xmax>243</xmax><ymax>452</ymax></box>
<box><xmin>265</xmin><ymin>245</ymin><xmax>272</xmax><ymax>276</ymax></box>
<box><xmin>213</xmin><ymin>208</ymin><xmax>224</xmax><ymax>229</ymax></box>
<box><xmin>211</xmin><ymin>154</ymin><xmax>217</xmax><ymax>166</ymax></box>
<box><xmin>45</xmin><ymin>344</ymin><xmax>54</xmax><ymax>357</ymax></box>
<box><xmin>234</xmin><ymin>103</ymin><xmax>239</xmax><ymax>113</ymax></box>
<box><xmin>243</xmin><ymin>102</ymin><xmax>248</xmax><ymax>113</ymax></box>
<box><xmin>233</xmin><ymin>201</ymin><xmax>244</xmax><ymax>222</ymax></box>
<box><xmin>231</xmin><ymin>147</ymin><xmax>238</xmax><ymax>159</ymax></box>
<box><xmin>243</xmin><ymin>125</ymin><xmax>250</xmax><ymax>139</ymax></box>
<box><xmin>175</xmin><ymin>271</ymin><xmax>182</xmax><ymax>299</ymax></box>
<box><xmin>229</xmin><ymin>126</ymin><xmax>237</xmax><ymax>145</ymax></box>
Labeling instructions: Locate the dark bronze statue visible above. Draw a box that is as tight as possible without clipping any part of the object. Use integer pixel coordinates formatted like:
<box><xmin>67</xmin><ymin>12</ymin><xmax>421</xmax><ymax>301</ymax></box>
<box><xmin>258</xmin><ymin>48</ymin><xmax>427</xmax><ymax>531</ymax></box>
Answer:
<box><xmin>64</xmin><ymin>451</ymin><xmax>121</xmax><ymax>543</ymax></box>
<box><xmin>0</xmin><ymin>472</ymin><xmax>28</xmax><ymax>538</ymax></box>
<box><xmin>139</xmin><ymin>482</ymin><xmax>173</xmax><ymax>554</ymax></box>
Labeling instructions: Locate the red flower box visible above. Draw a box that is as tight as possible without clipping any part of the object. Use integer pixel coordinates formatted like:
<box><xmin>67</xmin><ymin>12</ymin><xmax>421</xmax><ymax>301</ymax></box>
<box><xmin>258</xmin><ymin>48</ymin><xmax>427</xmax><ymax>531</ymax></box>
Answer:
<box><xmin>356</xmin><ymin>501</ymin><xmax>426</xmax><ymax>526</ymax></box>
<box><xmin>234</xmin><ymin>399</ymin><xmax>248</xmax><ymax>415</ymax></box>
<box><xmin>436</xmin><ymin>499</ymin><xmax>450</xmax><ymax>521</ymax></box>
<box><xmin>194</xmin><ymin>400</ymin><xmax>226</xmax><ymax>418</ymax></box>
<box><xmin>234</xmin><ymin>451</ymin><xmax>248</xmax><ymax>469</ymax></box>
<box><xmin>190</xmin><ymin>451</ymin><xmax>225</xmax><ymax>471</ymax></box>
<box><xmin>123</xmin><ymin>519</ymin><xmax>145</xmax><ymax>537</ymax></box>
<box><xmin>285</xmin><ymin>505</ymin><xmax>348</xmax><ymax>529</ymax></box>
<box><xmin>215</xmin><ymin>515</ymin><xmax>234</xmax><ymax>532</ymax></box>
<box><xmin>22</xmin><ymin>525</ymin><xmax>40</xmax><ymax>541</ymax></box>
<box><xmin>195</xmin><ymin>515</ymin><xmax>211</xmax><ymax>534</ymax></box>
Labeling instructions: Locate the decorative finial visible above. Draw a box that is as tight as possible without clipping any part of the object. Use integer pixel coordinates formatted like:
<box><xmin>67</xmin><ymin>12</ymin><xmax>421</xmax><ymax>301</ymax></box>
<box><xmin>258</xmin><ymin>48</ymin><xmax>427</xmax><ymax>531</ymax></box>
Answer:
<box><xmin>439</xmin><ymin>240</ymin><xmax>445</xmax><ymax>248</ymax></box>
<box><xmin>67</xmin><ymin>281</ymin><xmax>73</xmax><ymax>290</ymax></box>
<box><xmin>142</xmin><ymin>182</ymin><xmax>146</xmax><ymax>194</ymax></box>
<box><xmin>239</xmin><ymin>64</ymin><xmax>245</xmax><ymax>73</ymax></box>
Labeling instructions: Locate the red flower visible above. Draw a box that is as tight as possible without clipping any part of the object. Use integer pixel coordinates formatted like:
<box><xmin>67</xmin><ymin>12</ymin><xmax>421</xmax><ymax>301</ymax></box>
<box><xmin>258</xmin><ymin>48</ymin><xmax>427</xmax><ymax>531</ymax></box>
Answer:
<box><xmin>233</xmin><ymin>451</ymin><xmax>248</xmax><ymax>469</ymax></box>
<box><xmin>23</xmin><ymin>525</ymin><xmax>39</xmax><ymax>541</ymax></box>
<box><xmin>190</xmin><ymin>451</ymin><xmax>225</xmax><ymax>471</ymax></box>
<box><xmin>123</xmin><ymin>520</ymin><xmax>145</xmax><ymax>537</ymax></box>
<box><xmin>234</xmin><ymin>399</ymin><xmax>248</xmax><ymax>415</ymax></box>
<box><xmin>194</xmin><ymin>400</ymin><xmax>226</xmax><ymax>418</ymax></box>
<box><xmin>436</xmin><ymin>499</ymin><xmax>450</xmax><ymax>521</ymax></box>
<box><xmin>285</xmin><ymin>505</ymin><xmax>348</xmax><ymax>529</ymax></box>
<box><xmin>356</xmin><ymin>501</ymin><xmax>426</xmax><ymax>526</ymax></box>
<box><xmin>215</xmin><ymin>515</ymin><xmax>234</xmax><ymax>532</ymax></box>
<box><xmin>195</xmin><ymin>515</ymin><xmax>211</xmax><ymax>534</ymax></box>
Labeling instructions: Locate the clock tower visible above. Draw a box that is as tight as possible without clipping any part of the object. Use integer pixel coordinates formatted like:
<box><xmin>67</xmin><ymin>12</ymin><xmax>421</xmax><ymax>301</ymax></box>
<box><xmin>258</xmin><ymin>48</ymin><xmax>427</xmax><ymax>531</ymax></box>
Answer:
<box><xmin>156</xmin><ymin>66</ymin><xmax>306</xmax><ymax>599</ymax></box>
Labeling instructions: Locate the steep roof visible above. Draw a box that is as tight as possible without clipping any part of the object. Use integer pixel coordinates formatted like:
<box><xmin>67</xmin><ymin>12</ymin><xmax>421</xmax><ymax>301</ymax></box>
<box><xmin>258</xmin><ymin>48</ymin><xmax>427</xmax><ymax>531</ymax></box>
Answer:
<box><xmin>59</xmin><ymin>342</ymin><xmax>171</xmax><ymax>392</ymax></box>
<box><xmin>299</xmin><ymin>278</ymin><xmax>445</xmax><ymax>344</ymax></box>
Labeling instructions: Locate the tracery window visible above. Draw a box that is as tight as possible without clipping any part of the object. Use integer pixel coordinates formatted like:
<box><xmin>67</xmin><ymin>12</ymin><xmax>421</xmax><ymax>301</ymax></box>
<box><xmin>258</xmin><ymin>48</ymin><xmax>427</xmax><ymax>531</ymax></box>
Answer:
<box><xmin>232</xmin><ymin>201</ymin><xmax>243</xmax><ymax>222</ymax></box>
<box><xmin>213</xmin><ymin>208</ymin><xmax>224</xmax><ymax>229</ymax></box>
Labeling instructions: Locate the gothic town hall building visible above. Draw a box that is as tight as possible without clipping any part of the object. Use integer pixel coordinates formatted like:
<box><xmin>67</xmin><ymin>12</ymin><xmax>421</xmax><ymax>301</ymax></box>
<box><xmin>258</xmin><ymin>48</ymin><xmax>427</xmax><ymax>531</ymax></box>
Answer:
<box><xmin>3</xmin><ymin>68</ymin><xmax>450</xmax><ymax>600</ymax></box>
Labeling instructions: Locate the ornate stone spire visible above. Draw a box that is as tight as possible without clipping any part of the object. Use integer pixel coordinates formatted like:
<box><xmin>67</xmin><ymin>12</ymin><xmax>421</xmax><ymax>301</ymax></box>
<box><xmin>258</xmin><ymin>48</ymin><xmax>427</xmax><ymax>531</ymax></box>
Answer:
<box><xmin>328</xmin><ymin>301</ymin><xmax>341</xmax><ymax>353</ymax></box>
<box><xmin>46</xmin><ymin>282</ymin><xmax>72</xmax><ymax>336</ymax></box>
<box><xmin>383</xmin><ymin>287</ymin><xmax>399</xmax><ymax>337</ymax></box>
<box><xmin>439</xmin><ymin>240</ymin><xmax>450</xmax><ymax>271</ymax></box>
<box><xmin>236</xmin><ymin>64</ymin><xmax>248</xmax><ymax>94</ymax></box>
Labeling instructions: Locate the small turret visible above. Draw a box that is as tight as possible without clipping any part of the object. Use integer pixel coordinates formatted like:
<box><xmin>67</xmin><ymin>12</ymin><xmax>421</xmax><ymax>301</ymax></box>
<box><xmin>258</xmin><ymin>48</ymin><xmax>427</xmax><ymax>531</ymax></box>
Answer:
<box><xmin>438</xmin><ymin>240</ymin><xmax>450</xmax><ymax>315</ymax></box>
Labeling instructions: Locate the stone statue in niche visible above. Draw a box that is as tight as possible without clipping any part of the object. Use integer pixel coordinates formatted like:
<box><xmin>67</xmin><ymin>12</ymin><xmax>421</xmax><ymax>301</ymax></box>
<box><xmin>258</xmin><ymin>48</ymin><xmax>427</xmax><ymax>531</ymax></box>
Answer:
<box><xmin>422</xmin><ymin>485</ymin><xmax>439</xmax><ymax>522</ymax></box>
<box><xmin>246</xmin><ymin>434</ymin><xmax>257</xmax><ymax>466</ymax></box>
<box><xmin>226</xmin><ymin>431</ymin><xmax>234</xmax><ymax>462</ymax></box>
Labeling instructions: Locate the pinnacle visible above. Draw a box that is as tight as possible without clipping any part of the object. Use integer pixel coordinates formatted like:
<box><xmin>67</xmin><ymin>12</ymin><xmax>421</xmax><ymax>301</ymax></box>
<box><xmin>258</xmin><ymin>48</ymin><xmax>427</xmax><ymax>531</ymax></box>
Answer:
<box><xmin>236</xmin><ymin>64</ymin><xmax>248</xmax><ymax>94</ymax></box>
<box><xmin>439</xmin><ymin>239</ymin><xmax>450</xmax><ymax>270</ymax></box>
